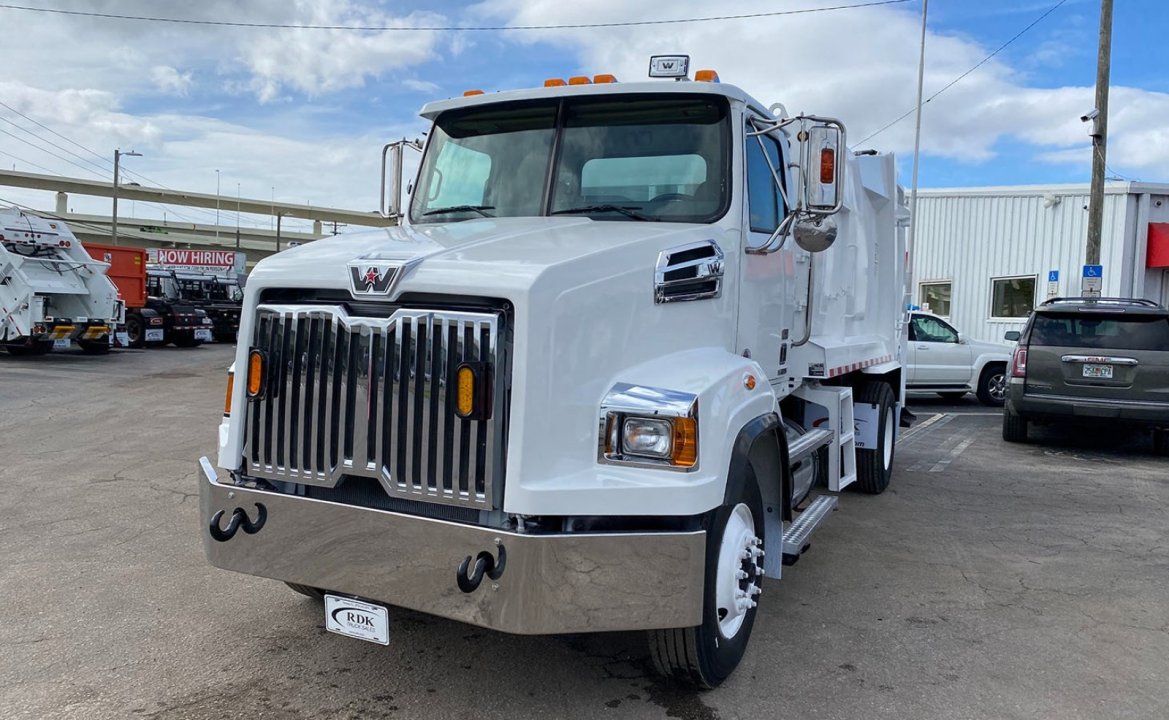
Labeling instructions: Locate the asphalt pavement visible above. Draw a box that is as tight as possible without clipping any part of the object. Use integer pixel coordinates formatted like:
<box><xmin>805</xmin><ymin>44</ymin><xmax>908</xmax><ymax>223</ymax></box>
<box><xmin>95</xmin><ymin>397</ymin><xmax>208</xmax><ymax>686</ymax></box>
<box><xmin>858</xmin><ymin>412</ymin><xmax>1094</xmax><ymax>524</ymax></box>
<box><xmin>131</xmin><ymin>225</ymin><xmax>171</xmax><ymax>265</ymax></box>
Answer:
<box><xmin>1</xmin><ymin>347</ymin><xmax>1167</xmax><ymax>719</ymax></box>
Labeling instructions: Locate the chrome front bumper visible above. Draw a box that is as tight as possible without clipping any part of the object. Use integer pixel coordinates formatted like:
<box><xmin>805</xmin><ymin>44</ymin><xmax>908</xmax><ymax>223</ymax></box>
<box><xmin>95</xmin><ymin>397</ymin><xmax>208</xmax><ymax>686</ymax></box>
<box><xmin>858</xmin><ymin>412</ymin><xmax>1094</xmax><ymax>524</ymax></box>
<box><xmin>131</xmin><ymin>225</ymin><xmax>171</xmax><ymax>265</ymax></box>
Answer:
<box><xmin>199</xmin><ymin>459</ymin><xmax>706</xmax><ymax>635</ymax></box>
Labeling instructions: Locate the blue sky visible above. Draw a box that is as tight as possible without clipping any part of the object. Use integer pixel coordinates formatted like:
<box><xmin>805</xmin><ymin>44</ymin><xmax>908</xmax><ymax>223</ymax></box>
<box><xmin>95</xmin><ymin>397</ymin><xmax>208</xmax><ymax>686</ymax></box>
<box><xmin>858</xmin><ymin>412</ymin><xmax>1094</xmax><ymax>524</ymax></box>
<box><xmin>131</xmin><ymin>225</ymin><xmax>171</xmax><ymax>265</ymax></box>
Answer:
<box><xmin>0</xmin><ymin>0</ymin><xmax>1166</xmax><ymax>227</ymax></box>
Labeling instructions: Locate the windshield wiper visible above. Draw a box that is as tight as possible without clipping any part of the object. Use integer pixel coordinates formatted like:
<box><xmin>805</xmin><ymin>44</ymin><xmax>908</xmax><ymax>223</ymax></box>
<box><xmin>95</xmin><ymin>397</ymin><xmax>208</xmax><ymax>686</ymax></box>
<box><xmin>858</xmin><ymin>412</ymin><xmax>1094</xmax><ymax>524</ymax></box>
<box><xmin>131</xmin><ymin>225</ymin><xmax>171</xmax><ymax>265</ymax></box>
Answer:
<box><xmin>551</xmin><ymin>204</ymin><xmax>651</xmax><ymax>221</ymax></box>
<box><xmin>421</xmin><ymin>204</ymin><xmax>495</xmax><ymax>218</ymax></box>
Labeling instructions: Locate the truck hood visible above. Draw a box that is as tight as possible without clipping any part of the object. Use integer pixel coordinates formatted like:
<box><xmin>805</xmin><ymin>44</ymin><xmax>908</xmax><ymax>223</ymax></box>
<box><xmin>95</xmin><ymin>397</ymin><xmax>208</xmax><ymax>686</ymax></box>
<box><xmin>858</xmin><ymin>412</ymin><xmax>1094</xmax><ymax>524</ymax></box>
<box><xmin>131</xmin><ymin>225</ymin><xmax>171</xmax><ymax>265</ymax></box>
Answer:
<box><xmin>246</xmin><ymin>217</ymin><xmax>714</xmax><ymax>299</ymax></box>
<box><xmin>966</xmin><ymin>337</ymin><xmax>1014</xmax><ymax>356</ymax></box>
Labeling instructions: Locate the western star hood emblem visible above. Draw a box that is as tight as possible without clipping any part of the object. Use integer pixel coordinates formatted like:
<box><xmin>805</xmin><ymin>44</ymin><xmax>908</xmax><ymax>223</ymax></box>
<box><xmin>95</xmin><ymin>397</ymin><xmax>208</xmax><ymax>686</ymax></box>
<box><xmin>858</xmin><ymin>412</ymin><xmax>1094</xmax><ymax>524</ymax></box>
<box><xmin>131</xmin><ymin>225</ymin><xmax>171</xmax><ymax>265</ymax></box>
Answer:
<box><xmin>350</xmin><ymin>263</ymin><xmax>397</xmax><ymax>294</ymax></box>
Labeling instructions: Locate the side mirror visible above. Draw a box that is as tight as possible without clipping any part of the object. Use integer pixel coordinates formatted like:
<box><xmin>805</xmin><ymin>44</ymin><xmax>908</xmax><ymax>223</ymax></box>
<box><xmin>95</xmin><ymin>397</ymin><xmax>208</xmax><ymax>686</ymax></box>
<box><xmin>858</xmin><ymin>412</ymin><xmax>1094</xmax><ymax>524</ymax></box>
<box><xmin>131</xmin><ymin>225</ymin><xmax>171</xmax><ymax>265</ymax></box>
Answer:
<box><xmin>380</xmin><ymin>138</ymin><xmax>423</xmax><ymax>219</ymax></box>
<box><xmin>1004</xmin><ymin>331</ymin><xmax>1021</xmax><ymax>342</ymax></box>
<box><xmin>802</xmin><ymin>123</ymin><xmax>844</xmax><ymax>213</ymax></box>
<box><xmin>793</xmin><ymin>215</ymin><xmax>837</xmax><ymax>253</ymax></box>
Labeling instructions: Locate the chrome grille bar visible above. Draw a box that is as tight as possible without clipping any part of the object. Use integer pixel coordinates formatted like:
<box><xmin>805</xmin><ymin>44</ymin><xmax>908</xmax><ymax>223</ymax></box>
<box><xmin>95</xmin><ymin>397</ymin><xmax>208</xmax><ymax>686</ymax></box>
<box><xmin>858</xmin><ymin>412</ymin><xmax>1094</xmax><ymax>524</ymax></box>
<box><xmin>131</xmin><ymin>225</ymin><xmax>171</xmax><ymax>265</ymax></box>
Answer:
<box><xmin>244</xmin><ymin>303</ymin><xmax>505</xmax><ymax>510</ymax></box>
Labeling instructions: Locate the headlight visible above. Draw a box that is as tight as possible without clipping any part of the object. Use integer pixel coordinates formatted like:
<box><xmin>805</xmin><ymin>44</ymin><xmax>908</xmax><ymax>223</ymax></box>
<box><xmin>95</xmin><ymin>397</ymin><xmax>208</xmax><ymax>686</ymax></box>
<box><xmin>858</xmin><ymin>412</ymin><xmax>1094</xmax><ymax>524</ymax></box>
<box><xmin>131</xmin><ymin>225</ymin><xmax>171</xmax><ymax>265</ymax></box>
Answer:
<box><xmin>622</xmin><ymin>418</ymin><xmax>673</xmax><ymax>458</ymax></box>
<box><xmin>599</xmin><ymin>383</ymin><xmax>699</xmax><ymax>471</ymax></box>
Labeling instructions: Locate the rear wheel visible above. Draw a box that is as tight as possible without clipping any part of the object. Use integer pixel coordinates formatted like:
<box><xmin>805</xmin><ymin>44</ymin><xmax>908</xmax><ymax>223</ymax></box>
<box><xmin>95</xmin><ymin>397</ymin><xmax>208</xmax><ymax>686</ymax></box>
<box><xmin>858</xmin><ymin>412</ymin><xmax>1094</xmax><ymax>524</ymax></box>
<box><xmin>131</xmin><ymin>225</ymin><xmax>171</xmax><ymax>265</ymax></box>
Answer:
<box><xmin>78</xmin><ymin>338</ymin><xmax>110</xmax><ymax>354</ymax></box>
<box><xmin>855</xmin><ymin>381</ymin><xmax>897</xmax><ymax>494</ymax></box>
<box><xmin>1002</xmin><ymin>407</ymin><xmax>1028</xmax><ymax>443</ymax></box>
<box><xmin>126</xmin><ymin>315</ymin><xmax>145</xmax><ymax>348</ymax></box>
<box><xmin>6</xmin><ymin>340</ymin><xmax>53</xmax><ymax>356</ymax></box>
<box><xmin>648</xmin><ymin>471</ymin><xmax>764</xmax><ymax>689</ymax></box>
<box><xmin>976</xmin><ymin>364</ymin><xmax>1008</xmax><ymax>406</ymax></box>
<box><xmin>172</xmin><ymin>331</ymin><xmax>202</xmax><ymax>348</ymax></box>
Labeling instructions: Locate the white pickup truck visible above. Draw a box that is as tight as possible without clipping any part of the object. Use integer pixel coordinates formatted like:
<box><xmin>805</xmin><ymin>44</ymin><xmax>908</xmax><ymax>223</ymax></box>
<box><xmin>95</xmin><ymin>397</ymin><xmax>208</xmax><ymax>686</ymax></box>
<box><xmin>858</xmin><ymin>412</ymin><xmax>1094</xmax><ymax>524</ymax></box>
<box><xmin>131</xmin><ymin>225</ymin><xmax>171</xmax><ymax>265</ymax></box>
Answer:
<box><xmin>906</xmin><ymin>311</ymin><xmax>1013</xmax><ymax>405</ymax></box>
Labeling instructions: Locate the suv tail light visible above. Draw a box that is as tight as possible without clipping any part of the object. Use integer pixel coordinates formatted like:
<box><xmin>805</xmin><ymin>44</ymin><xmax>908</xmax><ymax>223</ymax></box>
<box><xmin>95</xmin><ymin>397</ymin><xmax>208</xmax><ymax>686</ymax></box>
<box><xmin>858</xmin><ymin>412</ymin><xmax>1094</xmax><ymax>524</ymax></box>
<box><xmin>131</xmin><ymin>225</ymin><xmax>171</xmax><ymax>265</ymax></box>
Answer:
<box><xmin>1011</xmin><ymin>346</ymin><xmax>1028</xmax><ymax>378</ymax></box>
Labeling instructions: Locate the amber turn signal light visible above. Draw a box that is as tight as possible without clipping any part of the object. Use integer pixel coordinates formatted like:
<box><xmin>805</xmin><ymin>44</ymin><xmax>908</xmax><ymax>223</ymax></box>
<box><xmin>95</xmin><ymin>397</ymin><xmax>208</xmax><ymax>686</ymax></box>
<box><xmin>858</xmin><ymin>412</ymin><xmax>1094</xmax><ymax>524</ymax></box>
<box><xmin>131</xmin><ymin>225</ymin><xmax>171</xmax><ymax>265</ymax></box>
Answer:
<box><xmin>671</xmin><ymin>417</ymin><xmax>698</xmax><ymax>468</ymax></box>
<box><xmin>247</xmin><ymin>349</ymin><xmax>265</xmax><ymax>399</ymax></box>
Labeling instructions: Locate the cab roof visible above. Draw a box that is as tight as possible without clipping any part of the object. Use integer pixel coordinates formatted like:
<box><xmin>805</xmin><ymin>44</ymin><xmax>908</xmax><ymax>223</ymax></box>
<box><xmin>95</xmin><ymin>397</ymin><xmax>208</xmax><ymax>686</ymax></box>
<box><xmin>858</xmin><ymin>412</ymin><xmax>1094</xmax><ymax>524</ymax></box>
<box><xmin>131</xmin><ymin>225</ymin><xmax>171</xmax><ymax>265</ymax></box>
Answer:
<box><xmin>419</xmin><ymin>81</ymin><xmax>771</xmax><ymax>121</ymax></box>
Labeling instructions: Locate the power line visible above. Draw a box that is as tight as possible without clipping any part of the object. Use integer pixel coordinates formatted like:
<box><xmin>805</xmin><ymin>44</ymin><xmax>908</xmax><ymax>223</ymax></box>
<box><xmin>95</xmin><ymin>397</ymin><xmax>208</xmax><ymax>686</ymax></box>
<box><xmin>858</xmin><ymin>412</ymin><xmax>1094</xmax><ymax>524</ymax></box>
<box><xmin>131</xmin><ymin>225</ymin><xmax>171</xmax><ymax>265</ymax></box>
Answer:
<box><xmin>0</xmin><ymin>0</ymin><xmax>912</xmax><ymax>31</ymax></box>
<box><xmin>0</xmin><ymin>115</ymin><xmax>111</xmax><ymax>177</ymax></box>
<box><xmin>0</xmin><ymin>147</ymin><xmax>58</xmax><ymax>174</ymax></box>
<box><xmin>857</xmin><ymin>0</ymin><xmax>1069</xmax><ymax>145</ymax></box>
<box><xmin>0</xmin><ymin>98</ymin><xmax>114</xmax><ymax>170</ymax></box>
<box><xmin>0</xmin><ymin>126</ymin><xmax>109</xmax><ymax>179</ymax></box>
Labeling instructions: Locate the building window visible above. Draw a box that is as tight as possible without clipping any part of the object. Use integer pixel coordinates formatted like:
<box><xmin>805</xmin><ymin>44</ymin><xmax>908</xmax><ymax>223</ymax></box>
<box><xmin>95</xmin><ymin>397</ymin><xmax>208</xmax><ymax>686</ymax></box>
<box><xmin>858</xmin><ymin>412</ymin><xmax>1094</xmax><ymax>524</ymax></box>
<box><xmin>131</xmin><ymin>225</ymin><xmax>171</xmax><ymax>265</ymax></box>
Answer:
<box><xmin>919</xmin><ymin>281</ymin><xmax>952</xmax><ymax>317</ymax></box>
<box><xmin>990</xmin><ymin>275</ymin><xmax>1037</xmax><ymax>319</ymax></box>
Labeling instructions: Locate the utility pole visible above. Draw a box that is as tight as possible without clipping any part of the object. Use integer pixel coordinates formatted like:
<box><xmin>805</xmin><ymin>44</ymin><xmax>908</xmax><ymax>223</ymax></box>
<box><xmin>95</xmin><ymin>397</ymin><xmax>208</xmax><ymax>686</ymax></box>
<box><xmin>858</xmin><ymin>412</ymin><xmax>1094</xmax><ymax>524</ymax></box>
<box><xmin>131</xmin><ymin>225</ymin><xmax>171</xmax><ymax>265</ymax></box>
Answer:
<box><xmin>1085</xmin><ymin>0</ymin><xmax>1113</xmax><ymax>269</ymax></box>
<box><xmin>111</xmin><ymin>148</ymin><xmax>141</xmax><ymax>246</ymax></box>
<box><xmin>907</xmin><ymin>0</ymin><xmax>928</xmax><ymax>308</ymax></box>
<box><xmin>236</xmin><ymin>182</ymin><xmax>241</xmax><ymax>249</ymax></box>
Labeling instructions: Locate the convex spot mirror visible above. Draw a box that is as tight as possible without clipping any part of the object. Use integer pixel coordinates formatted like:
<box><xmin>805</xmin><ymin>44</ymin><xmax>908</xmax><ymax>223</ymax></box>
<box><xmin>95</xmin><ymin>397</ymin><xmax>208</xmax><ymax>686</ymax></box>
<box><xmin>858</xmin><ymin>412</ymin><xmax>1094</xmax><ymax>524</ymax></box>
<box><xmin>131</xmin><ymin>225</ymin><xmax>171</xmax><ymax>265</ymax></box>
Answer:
<box><xmin>793</xmin><ymin>215</ymin><xmax>837</xmax><ymax>253</ymax></box>
<box><xmin>802</xmin><ymin>124</ymin><xmax>843</xmax><ymax>213</ymax></box>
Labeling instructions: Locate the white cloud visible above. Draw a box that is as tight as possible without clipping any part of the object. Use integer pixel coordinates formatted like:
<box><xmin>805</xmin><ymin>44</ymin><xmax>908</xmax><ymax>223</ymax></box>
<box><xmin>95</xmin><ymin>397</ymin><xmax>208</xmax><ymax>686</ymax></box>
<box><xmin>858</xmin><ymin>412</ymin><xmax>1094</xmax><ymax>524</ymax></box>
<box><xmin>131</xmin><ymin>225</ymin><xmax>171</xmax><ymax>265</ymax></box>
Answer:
<box><xmin>150</xmin><ymin>66</ymin><xmax>194</xmax><ymax>97</ymax></box>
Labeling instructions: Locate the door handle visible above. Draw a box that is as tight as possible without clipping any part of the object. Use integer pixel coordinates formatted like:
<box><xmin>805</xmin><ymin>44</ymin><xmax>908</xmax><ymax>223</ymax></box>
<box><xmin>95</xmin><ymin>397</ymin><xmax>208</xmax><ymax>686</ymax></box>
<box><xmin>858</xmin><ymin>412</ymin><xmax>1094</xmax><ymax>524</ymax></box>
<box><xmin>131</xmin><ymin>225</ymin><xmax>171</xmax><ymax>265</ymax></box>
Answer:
<box><xmin>916</xmin><ymin>344</ymin><xmax>929</xmax><ymax>350</ymax></box>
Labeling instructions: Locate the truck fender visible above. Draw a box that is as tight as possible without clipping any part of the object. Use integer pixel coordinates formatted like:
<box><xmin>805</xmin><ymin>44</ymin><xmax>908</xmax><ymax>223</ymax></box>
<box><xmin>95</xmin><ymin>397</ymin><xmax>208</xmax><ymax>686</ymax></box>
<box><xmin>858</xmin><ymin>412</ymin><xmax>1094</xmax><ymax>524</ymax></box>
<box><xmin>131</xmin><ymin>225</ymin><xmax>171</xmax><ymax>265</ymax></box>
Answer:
<box><xmin>136</xmin><ymin>307</ymin><xmax>161</xmax><ymax>321</ymax></box>
<box><xmin>723</xmin><ymin>412</ymin><xmax>791</xmax><ymax>580</ymax></box>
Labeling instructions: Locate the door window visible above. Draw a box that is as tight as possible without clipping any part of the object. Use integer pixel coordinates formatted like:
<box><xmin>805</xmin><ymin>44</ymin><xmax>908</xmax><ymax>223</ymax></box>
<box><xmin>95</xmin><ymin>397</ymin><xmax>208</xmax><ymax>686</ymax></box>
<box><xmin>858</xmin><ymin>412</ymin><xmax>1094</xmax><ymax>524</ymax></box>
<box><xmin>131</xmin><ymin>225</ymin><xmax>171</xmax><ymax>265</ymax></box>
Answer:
<box><xmin>745</xmin><ymin>128</ymin><xmax>785</xmax><ymax>234</ymax></box>
<box><xmin>911</xmin><ymin>315</ymin><xmax>959</xmax><ymax>343</ymax></box>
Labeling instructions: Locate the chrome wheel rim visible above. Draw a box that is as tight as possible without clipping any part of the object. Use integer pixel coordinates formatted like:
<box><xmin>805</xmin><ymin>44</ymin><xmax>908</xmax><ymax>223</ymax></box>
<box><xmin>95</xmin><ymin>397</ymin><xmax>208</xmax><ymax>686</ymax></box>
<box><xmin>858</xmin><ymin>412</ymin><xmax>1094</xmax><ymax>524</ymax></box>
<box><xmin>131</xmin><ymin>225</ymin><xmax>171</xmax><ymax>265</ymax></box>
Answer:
<box><xmin>882</xmin><ymin>406</ymin><xmax>895</xmax><ymax>469</ymax></box>
<box><xmin>988</xmin><ymin>373</ymin><xmax>1007</xmax><ymax>401</ymax></box>
<box><xmin>715</xmin><ymin>503</ymin><xmax>762</xmax><ymax>639</ymax></box>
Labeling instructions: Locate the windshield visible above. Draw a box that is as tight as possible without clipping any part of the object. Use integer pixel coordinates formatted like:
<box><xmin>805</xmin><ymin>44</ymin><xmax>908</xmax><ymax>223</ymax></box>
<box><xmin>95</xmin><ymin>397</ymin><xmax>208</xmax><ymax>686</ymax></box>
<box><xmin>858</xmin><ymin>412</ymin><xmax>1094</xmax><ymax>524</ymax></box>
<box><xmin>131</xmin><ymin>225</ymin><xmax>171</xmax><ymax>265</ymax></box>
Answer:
<box><xmin>1031</xmin><ymin>313</ymin><xmax>1169</xmax><ymax>351</ymax></box>
<box><xmin>410</xmin><ymin>95</ymin><xmax>730</xmax><ymax>224</ymax></box>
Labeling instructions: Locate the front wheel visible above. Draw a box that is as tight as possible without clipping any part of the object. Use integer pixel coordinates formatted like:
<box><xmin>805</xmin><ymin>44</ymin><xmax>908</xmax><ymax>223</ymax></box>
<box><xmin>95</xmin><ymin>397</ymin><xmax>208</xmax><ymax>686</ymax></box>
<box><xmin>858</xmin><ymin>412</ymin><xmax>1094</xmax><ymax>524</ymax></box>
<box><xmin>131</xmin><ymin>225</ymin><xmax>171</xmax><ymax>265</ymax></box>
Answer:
<box><xmin>854</xmin><ymin>381</ymin><xmax>897</xmax><ymax>494</ymax></box>
<box><xmin>648</xmin><ymin>472</ymin><xmax>764</xmax><ymax>689</ymax></box>
<box><xmin>976</xmin><ymin>364</ymin><xmax>1008</xmax><ymax>406</ymax></box>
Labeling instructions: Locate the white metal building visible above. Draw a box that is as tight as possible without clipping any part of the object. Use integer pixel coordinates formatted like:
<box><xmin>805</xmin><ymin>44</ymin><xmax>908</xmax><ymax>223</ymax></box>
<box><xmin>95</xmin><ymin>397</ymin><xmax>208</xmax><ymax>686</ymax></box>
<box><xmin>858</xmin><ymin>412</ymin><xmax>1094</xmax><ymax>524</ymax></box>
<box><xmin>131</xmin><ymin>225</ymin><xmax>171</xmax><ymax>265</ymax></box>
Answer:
<box><xmin>912</xmin><ymin>181</ymin><xmax>1169</xmax><ymax>343</ymax></box>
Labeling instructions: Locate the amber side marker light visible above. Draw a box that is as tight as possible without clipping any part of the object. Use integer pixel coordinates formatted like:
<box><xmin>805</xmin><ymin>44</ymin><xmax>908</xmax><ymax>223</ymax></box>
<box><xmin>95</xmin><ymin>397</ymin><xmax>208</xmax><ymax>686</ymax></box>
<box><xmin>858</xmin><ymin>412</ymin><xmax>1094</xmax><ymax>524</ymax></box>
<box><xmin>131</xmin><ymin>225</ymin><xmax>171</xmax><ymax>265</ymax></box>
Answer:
<box><xmin>247</xmin><ymin>349</ymin><xmax>266</xmax><ymax>399</ymax></box>
<box><xmin>671</xmin><ymin>417</ymin><xmax>698</xmax><ymax>468</ymax></box>
<box><xmin>819</xmin><ymin>147</ymin><xmax>836</xmax><ymax>184</ymax></box>
<box><xmin>223</xmin><ymin>372</ymin><xmax>234</xmax><ymax>416</ymax></box>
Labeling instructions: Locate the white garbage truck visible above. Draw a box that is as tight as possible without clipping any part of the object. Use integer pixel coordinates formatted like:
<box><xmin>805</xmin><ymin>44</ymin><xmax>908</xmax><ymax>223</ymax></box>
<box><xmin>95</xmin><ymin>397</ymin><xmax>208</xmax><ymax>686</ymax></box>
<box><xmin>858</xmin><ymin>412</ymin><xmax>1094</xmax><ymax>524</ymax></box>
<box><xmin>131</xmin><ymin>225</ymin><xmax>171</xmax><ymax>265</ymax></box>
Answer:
<box><xmin>200</xmin><ymin>57</ymin><xmax>909</xmax><ymax>688</ymax></box>
<box><xmin>1</xmin><ymin>207</ymin><xmax>122</xmax><ymax>355</ymax></box>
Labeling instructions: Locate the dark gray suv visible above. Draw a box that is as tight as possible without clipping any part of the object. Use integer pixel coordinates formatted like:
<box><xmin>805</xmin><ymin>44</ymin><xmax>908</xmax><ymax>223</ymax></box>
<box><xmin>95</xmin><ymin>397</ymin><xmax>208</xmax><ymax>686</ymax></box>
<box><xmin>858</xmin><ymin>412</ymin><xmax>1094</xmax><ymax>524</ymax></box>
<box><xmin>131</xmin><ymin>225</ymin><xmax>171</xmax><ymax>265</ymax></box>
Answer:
<box><xmin>1003</xmin><ymin>297</ymin><xmax>1169</xmax><ymax>454</ymax></box>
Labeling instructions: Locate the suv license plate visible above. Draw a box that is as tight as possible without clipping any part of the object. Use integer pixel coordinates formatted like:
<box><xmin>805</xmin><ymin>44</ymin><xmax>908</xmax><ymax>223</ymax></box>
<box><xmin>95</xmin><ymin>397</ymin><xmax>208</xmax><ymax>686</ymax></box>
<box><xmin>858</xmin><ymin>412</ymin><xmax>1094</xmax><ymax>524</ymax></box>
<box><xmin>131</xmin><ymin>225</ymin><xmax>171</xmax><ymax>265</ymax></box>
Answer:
<box><xmin>1083</xmin><ymin>363</ymin><xmax>1113</xmax><ymax>379</ymax></box>
<box><xmin>194</xmin><ymin>328</ymin><xmax>213</xmax><ymax>342</ymax></box>
<box><xmin>324</xmin><ymin>595</ymin><xmax>389</xmax><ymax>645</ymax></box>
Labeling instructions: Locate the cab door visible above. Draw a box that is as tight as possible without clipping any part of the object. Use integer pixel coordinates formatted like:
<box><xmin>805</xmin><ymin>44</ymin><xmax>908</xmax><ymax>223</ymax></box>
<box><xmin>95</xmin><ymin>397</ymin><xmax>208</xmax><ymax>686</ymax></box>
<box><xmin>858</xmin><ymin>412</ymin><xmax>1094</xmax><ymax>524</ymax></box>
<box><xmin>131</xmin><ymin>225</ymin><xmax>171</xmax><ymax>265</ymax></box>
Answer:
<box><xmin>736</xmin><ymin>117</ymin><xmax>803</xmax><ymax>380</ymax></box>
<box><xmin>909</xmin><ymin>313</ymin><xmax>972</xmax><ymax>383</ymax></box>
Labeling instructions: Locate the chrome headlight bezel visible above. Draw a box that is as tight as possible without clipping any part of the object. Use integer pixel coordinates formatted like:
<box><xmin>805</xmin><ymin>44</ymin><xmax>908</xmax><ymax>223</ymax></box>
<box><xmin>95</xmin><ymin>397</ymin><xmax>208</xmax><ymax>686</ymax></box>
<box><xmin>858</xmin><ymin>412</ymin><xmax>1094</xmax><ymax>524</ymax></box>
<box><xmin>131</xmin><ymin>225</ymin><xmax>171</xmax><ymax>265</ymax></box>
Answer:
<box><xmin>598</xmin><ymin>383</ymin><xmax>699</xmax><ymax>472</ymax></box>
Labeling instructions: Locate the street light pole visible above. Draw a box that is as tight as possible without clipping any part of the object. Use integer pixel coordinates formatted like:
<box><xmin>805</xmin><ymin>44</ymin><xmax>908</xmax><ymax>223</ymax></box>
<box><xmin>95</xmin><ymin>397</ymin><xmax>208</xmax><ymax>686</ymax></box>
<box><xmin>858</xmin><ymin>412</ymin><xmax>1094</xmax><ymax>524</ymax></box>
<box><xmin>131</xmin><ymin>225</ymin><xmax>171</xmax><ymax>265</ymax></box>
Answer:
<box><xmin>112</xmin><ymin>148</ymin><xmax>142</xmax><ymax>246</ymax></box>
<box><xmin>215</xmin><ymin>169</ymin><xmax>221</xmax><ymax>242</ymax></box>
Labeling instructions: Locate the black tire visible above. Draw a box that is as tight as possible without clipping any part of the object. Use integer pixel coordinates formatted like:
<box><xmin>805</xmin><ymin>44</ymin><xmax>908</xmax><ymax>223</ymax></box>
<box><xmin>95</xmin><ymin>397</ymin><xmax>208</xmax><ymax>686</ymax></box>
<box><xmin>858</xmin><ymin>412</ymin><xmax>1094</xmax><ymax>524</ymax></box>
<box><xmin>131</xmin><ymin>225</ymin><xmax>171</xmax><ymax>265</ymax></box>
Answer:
<box><xmin>78</xmin><ymin>339</ymin><xmax>110</xmax><ymax>354</ymax></box>
<box><xmin>854</xmin><ymin>381</ymin><xmax>897</xmax><ymax>494</ymax></box>
<box><xmin>1152</xmin><ymin>429</ymin><xmax>1168</xmax><ymax>456</ymax></box>
<box><xmin>648</xmin><ymin>470</ymin><xmax>764</xmax><ymax>689</ymax></box>
<box><xmin>285</xmin><ymin>582</ymin><xmax>326</xmax><ymax>600</ymax></box>
<box><xmin>1002</xmin><ymin>407</ymin><xmax>1028</xmax><ymax>443</ymax></box>
<box><xmin>976</xmin><ymin>364</ymin><xmax>1008</xmax><ymax>407</ymax></box>
<box><xmin>172</xmin><ymin>331</ymin><xmax>202</xmax><ymax>348</ymax></box>
<box><xmin>126</xmin><ymin>315</ymin><xmax>145</xmax><ymax>349</ymax></box>
<box><xmin>937</xmin><ymin>392</ymin><xmax>966</xmax><ymax>400</ymax></box>
<box><xmin>6</xmin><ymin>340</ymin><xmax>53</xmax><ymax>356</ymax></box>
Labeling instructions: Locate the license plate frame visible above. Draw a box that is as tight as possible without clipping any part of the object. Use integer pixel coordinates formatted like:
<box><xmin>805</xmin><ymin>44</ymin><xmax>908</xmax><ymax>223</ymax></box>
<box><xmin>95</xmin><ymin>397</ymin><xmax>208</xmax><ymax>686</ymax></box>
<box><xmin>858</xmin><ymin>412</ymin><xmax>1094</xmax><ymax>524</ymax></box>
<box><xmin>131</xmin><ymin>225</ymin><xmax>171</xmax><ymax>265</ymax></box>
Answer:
<box><xmin>194</xmin><ymin>328</ymin><xmax>213</xmax><ymax>342</ymax></box>
<box><xmin>1082</xmin><ymin>363</ymin><xmax>1113</xmax><ymax>379</ymax></box>
<box><xmin>324</xmin><ymin>595</ymin><xmax>390</xmax><ymax>645</ymax></box>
